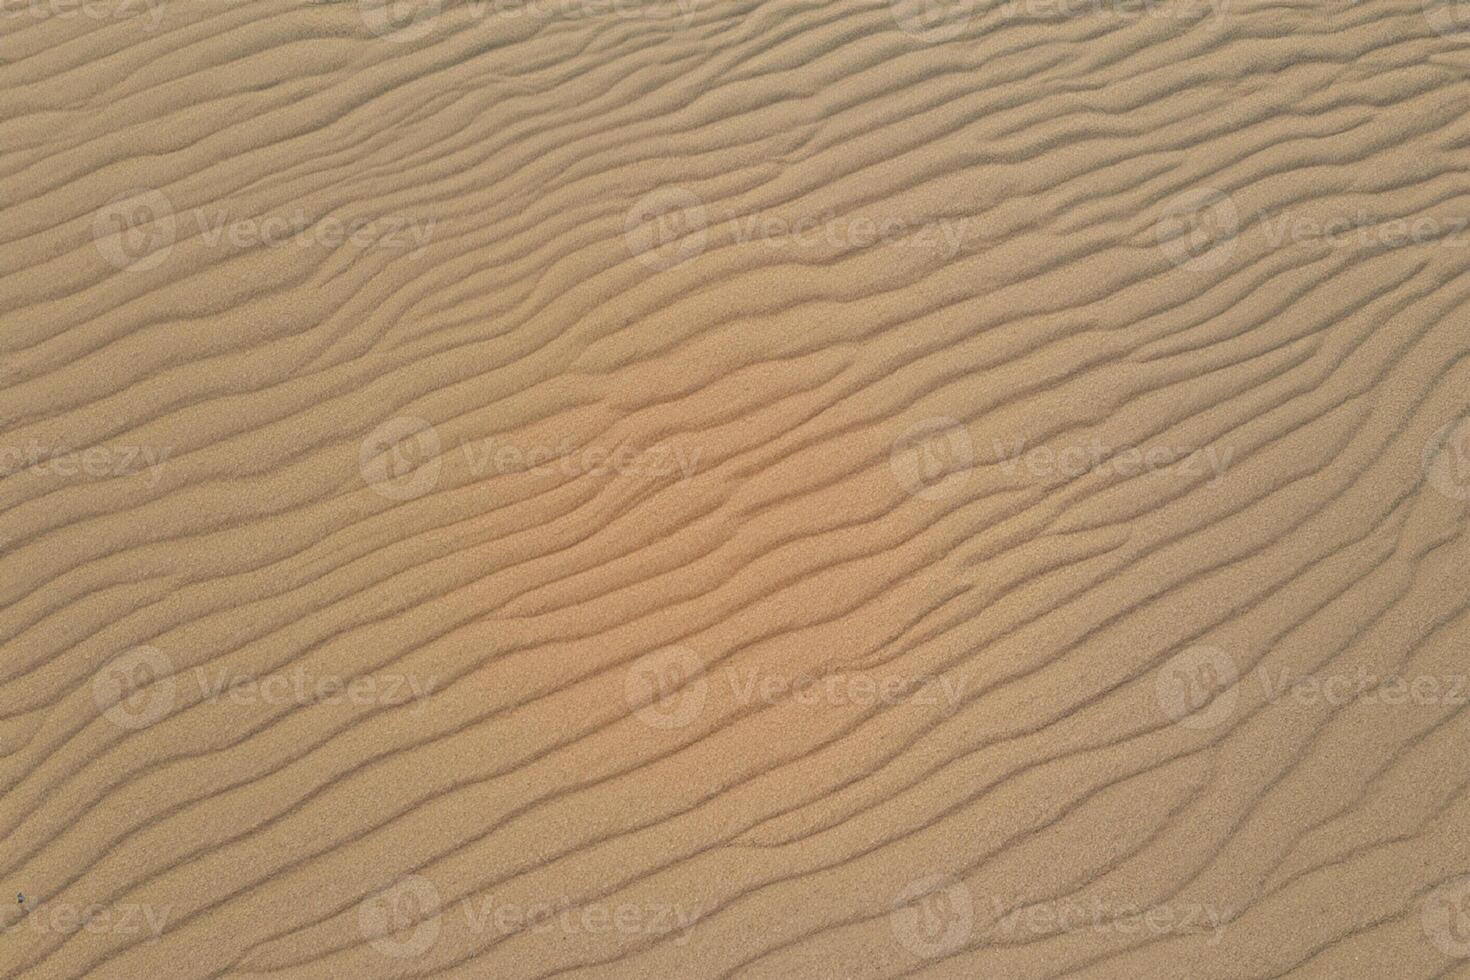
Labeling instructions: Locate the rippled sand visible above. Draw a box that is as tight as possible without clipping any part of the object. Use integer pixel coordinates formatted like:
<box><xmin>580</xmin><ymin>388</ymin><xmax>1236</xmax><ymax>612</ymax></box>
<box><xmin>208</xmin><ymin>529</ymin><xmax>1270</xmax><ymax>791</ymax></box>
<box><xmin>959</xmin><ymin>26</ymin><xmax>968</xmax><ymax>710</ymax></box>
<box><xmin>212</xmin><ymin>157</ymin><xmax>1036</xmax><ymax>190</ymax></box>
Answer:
<box><xmin>3</xmin><ymin>0</ymin><xmax>1470</xmax><ymax>976</ymax></box>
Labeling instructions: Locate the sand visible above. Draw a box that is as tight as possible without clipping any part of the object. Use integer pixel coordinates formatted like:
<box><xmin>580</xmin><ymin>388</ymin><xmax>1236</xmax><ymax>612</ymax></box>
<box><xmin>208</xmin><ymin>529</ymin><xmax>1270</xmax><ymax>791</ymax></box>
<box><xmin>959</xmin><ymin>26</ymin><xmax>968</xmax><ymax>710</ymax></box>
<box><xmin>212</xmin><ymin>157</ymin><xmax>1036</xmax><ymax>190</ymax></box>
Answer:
<box><xmin>2</xmin><ymin>0</ymin><xmax>1470</xmax><ymax>976</ymax></box>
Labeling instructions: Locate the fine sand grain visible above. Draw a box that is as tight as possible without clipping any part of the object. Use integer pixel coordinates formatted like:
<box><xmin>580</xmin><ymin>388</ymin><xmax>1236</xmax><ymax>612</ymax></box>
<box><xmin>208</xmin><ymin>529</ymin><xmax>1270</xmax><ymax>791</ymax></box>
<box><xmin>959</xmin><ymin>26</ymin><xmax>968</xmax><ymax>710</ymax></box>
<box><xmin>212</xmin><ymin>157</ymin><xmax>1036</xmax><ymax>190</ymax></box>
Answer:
<box><xmin>3</xmin><ymin>0</ymin><xmax>1470</xmax><ymax>977</ymax></box>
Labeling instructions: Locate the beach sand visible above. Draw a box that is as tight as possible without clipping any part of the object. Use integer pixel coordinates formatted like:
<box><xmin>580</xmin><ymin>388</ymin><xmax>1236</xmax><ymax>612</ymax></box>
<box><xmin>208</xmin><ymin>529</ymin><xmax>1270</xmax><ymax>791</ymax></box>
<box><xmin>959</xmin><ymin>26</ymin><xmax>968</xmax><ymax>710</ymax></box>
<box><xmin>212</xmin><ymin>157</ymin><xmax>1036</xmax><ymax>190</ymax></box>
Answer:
<box><xmin>2</xmin><ymin>0</ymin><xmax>1470</xmax><ymax>976</ymax></box>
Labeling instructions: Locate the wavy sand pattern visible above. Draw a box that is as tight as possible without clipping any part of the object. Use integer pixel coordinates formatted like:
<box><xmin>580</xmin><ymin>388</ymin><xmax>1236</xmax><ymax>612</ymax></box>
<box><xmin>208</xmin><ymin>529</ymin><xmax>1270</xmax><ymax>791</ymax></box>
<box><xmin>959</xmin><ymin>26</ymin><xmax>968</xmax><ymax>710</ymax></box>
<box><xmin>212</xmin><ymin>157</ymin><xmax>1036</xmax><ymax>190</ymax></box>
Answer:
<box><xmin>3</xmin><ymin>0</ymin><xmax>1470</xmax><ymax>976</ymax></box>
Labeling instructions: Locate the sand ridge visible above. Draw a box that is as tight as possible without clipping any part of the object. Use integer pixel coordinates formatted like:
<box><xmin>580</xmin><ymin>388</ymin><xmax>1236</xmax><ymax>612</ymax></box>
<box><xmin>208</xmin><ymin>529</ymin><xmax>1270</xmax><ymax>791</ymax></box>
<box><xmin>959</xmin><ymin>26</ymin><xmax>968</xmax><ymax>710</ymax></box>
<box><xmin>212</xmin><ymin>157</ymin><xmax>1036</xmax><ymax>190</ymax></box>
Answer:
<box><xmin>2</xmin><ymin>0</ymin><xmax>1470</xmax><ymax>976</ymax></box>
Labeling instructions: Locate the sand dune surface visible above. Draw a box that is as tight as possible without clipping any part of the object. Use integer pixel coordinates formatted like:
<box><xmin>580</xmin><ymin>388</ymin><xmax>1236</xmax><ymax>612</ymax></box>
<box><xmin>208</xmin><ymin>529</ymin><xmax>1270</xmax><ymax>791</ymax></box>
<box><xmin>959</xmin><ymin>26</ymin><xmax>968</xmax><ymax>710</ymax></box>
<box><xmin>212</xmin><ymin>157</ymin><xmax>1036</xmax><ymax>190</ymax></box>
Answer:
<box><xmin>3</xmin><ymin>0</ymin><xmax>1470</xmax><ymax>976</ymax></box>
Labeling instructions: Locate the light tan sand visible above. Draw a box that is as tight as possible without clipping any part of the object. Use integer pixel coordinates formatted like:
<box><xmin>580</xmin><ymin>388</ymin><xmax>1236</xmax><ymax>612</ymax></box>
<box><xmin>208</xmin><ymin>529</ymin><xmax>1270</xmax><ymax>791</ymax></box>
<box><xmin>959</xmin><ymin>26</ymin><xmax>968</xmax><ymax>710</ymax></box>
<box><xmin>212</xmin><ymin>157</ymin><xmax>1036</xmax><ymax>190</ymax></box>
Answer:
<box><xmin>3</xmin><ymin>0</ymin><xmax>1470</xmax><ymax>976</ymax></box>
